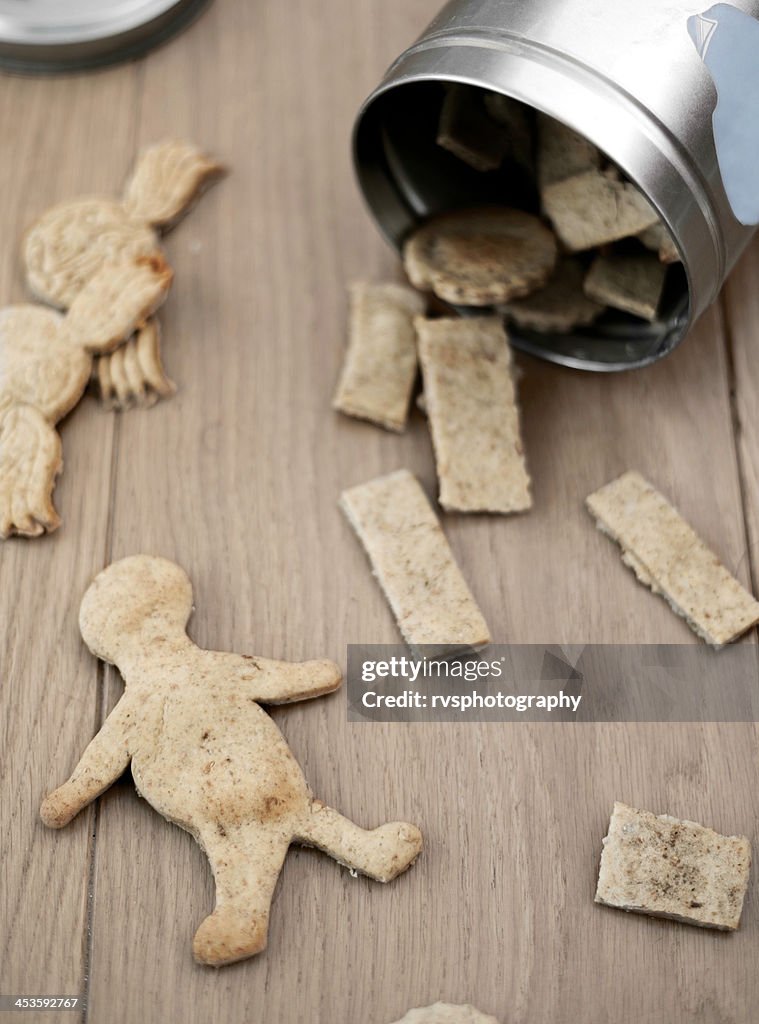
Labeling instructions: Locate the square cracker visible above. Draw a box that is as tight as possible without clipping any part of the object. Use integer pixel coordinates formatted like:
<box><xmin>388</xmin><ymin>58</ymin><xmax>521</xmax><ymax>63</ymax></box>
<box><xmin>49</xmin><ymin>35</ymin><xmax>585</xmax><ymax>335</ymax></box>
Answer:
<box><xmin>416</xmin><ymin>317</ymin><xmax>531</xmax><ymax>514</ymax></box>
<box><xmin>340</xmin><ymin>469</ymin><xmax>491</xmax><ymax>656</ymax></box>
<box><xmin>536</xmin><ymin>114</ymin><xmax>601</xmax><ymax>189</ymax></box>
<box><xmin>437</xmin><ymin>85</ymin><xmax>509</xmax><ymax>173</ymax></box>
<box><xmin>333</xmin><ymin>283</ymin><xmax>425</xmax><ymax>432</ymax></box>
<box><xmin>596</xmin><ymin>802</ymin><xmax>751</xmax><ymax>931</ymax></box>
<box><xmin>584</xmin><ymin>252</ymin><xmax>667</xmax><ymax>322</ymax></box>
<box><xmin>639</xmin><ymin>221</ymin><xmax>680</xmax><ymax>264</ymax></box>
<box><xmin>586</xmin><ymin>470</ymin><xmax>759</xmax><ymax>646</ymax></box>
<box><xmin>542</xmin><ymin>169</ymin><xmax>658</xmax><ymax>252</ymax></box>
<box><xmin>483</xmin><ymin>93</ymin><xmax>535</xmax><ymax>178</ymax></box>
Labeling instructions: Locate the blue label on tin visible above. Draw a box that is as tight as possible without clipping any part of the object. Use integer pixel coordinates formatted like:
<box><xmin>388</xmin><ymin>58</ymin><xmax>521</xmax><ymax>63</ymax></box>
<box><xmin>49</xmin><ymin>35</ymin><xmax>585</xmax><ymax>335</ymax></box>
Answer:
<box><xmin>688</xmin><ymin>4</ymin><xmax>759</xmax><ymax>225</ymax></box>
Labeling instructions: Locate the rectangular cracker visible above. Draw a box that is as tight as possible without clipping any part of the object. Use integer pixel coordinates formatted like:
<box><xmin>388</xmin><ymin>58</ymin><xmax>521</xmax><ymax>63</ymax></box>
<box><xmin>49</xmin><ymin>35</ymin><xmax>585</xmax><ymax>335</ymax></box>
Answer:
<box><xmin>333</xmin><ymin>283</ymin><xmax>425</xmax><ymax>432</ymax></box>
<box><xmin>416</xmin><ymin>317</ymin><xmax>531</xmax><ymax>514</ymax></box>
<box><xmin>596</xmin><ymin>802</ymin><xmax>751</xmax><ymax>931</ymax></box>
<box><xmin>437</xmin><ymin>85</ymin><xmax>508</xmax><ymax>173</ymax></box>
<box><xmin>587</xmin><ymin>470</ymin><xmax>759</xmax><ymax>646</ymax></box>
<box><xmin>542</xmin><ymin>169</ymin><xmax>658</xmax><ymax>252</ymax></box>
<box><xmin>584</xmin><ymin>253</ymin><xmax>667</xmax><ymax>322</ymax></box>
<box><xmin>340</xmin><ymin>469</ymin><xmax>491</xmax><ymax>656</ymax></box>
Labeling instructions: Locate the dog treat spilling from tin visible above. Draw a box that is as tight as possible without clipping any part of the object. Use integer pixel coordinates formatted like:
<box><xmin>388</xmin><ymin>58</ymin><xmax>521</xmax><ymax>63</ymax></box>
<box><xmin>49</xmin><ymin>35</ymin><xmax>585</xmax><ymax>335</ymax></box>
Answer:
<box><xmin>399</xmin><ymin>88</ymin><xmax>680</xmax><ymax>332</ymax></box>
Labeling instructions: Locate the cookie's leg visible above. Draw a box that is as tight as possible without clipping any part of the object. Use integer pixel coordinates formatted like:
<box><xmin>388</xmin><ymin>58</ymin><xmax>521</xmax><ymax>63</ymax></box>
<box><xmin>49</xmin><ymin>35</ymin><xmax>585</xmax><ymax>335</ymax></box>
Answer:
<box><xmin>193</xmin><ymin>826</ymin><xmax>291</xmax><ymax>967</ymax></box>
<box><xmin>0</xmin><ymin>405</ymin><xmax>62</xmax><ymax>539</ymax></box>
<box><xmin>95</xmin><ymin>319</ymin><xmax>175</xmax><ymax>412</ymax></box>
<box><xmin>296</xmin><ymin>801</ymin><xmax>422</xmax><ymax>883</ymax></box>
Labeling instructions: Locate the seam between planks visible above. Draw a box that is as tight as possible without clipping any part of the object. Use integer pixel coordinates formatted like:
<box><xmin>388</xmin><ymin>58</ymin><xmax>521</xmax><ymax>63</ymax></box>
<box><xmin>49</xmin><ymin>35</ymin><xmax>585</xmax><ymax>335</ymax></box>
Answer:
<box><xmin>718</xmin><ymin>291</ymin><xmax>759</xmax><ymax>663</ymax></box>
<box><xmin>80</xmin><ymin>60</ymin><xmax>146</xmax><ymax>1022</ymax></box>
<box><xmin>718</xmin><ymin>292</ymin><xmax>759</xmax><ymax>598</ymax></box>
<box><xmin>80</xmin><ymin>419</ymin><xmax>121</xmax><ymax>1024</ymax></box>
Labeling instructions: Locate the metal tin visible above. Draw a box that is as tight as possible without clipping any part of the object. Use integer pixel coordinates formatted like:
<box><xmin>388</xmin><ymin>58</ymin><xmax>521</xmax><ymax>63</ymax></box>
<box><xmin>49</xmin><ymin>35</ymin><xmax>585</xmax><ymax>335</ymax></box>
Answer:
<box><xmin>0</xmin><ymin>0</ymin><xmax>210</xmax><ymax>74</ymax></box>
<box><xmin>354</xmin><ymin>0</ymin><xmax>759</xmax><ymax>370</ymax></box>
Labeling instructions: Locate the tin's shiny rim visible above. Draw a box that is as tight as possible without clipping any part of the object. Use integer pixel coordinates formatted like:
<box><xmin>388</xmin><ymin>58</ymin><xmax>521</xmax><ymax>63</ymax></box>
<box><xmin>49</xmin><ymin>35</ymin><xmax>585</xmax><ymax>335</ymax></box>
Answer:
<box><xmin>353</xmin><ymin>35</ymin><xmax>717</xmax><ymax>371</ymax></box>
<box><xmin>0</xmin><ymin>0</ymin><xmax>210</xmax><ymax>73</ymax></box>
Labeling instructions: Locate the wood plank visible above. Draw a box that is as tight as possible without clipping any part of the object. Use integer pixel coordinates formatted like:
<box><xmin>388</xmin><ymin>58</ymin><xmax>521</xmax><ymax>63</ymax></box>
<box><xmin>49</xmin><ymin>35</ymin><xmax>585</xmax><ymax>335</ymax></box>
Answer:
<box><xmin>0</xmin><ymin>2</ymin><xmax>756</xmax><ymax>1022</ymax></box>
<box><xmin>0</xmin><ymin>67</ymin><xmax>140</xmax><ymax>1015</ymax></box>
<box><xmin>723</xmin><ymin>236</ymin><xmax>759</xmax><ymax>594</ymax></box>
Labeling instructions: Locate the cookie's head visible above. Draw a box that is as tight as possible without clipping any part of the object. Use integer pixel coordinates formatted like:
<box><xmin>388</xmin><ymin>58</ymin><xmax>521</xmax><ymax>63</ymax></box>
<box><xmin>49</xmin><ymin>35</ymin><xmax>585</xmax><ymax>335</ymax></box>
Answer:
<box><xmin>79</xmin><ymin>555</ymin><xmax>194</xmax><ymax>664</ymax></box>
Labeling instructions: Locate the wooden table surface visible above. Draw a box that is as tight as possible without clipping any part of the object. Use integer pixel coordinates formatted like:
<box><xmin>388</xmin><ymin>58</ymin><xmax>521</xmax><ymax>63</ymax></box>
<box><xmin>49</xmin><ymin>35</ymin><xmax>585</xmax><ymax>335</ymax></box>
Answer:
<box><xmin>2</xmin><ymin>2</ymin><xmax>759</xmax><ymax>1022</ymax></box>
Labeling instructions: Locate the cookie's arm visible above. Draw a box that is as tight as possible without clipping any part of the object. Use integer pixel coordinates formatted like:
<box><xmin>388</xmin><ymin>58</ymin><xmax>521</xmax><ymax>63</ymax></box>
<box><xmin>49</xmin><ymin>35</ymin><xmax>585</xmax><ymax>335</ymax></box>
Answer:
<box><xmin>122</xmin><ymin>140</ymin><xmax>225</xmax><ymax>229</ymax></box>
<box><xmin>236</xmin><ymin>656</ymin><xmax>342</xmax><ymax>704</ymax></box>
<box><xmin>40</xmin><ymin>700</ymin><xmax>134</xmax><ymax>828</ymax></box>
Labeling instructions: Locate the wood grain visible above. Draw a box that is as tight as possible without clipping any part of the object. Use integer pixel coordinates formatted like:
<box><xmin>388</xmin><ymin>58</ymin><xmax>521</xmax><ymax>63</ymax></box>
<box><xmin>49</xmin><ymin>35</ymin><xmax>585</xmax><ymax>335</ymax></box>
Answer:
<box><xmin>1</xmin><ymin>2</ymin><xmax>758</xmax><ymax>1022</ymax></box>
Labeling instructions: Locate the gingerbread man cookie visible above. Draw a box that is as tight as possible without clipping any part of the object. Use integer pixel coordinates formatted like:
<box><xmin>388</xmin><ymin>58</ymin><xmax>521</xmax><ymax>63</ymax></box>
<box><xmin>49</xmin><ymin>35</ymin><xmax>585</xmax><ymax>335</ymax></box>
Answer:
<box><xmin>41</xmin><ymin>555</ymin><xmax>423</xmax><ymax>966</ymax></box>
<box><xmin>22</xmin><ymin>140</ymin><xmax>224</xmax><ymax>410</ymax></box>
<box><xmin>0</xmin><ymin>256</ymin><xmax>172</xmax><ymax>539</ymax></box>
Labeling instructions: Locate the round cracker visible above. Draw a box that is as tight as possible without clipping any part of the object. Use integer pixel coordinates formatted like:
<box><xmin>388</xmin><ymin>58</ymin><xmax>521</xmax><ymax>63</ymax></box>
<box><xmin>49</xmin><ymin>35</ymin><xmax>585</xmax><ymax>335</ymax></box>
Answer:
<box><xmin>501</xmin><ymin>258</ymin><xmax>604</xmax><ymax>333</ymax></box>
<box><xmin>403</xmin><ymin>207</ymin><xmax>557</xmax><ymax>306</ymax></box>
<box><xmin>23</xmin><ymin>198</ymin><xmax>161</xmax><ymax>308</ymax></box>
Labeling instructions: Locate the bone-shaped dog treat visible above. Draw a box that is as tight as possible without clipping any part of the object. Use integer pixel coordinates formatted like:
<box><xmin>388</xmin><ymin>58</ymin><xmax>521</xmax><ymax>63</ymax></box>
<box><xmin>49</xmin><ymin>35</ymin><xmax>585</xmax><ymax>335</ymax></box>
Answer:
<box><xmin>0</xmin><ymin>257</ymin><xmax>172</xmax><ymax>539</ymax></box>
<box><xmin>22</xmin><ymin>140</ymin><xmax>224</xmax><ymax>410</ymax></box>
<box><xmin>40</xmin><ymin>555</ymin><xmax>423</xmax><ymax>966</ymax></box>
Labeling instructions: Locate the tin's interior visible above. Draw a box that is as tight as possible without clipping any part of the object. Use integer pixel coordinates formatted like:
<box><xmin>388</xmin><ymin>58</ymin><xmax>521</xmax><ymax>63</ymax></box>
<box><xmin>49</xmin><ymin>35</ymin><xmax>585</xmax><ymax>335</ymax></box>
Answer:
<box><xmin>354</xmin><ymin>81</ymin><xmax>691</xmax><ymax>371</ymax></box>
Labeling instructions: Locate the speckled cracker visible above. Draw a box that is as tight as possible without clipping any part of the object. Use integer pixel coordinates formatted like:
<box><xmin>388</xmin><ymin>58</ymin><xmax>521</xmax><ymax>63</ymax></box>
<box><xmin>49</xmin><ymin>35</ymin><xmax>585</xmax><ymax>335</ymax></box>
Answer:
<box><xmin>23</xmin><ymin>198</ymin><xmax>161</xmax><ymax>309</ymax></box>
<box><xmin>340</xmin><ymin>469</ymin><xmax>491</xmax><ymax>655</ymax></box>
<box><xmin>123</xmin><ymin>139</ymin><xmax>226</xmax><ymax>228</ymax></box>
<box><xmin>390</xmin><ymin>1004</ymin><xmax>500</xmax><ymax>1024</ymax></box>
<box><xmin>403</xmin><ymin>208</ymin><xmax>557</xmax><ymax>306</ymax></box>
<box><xmin>0</xmin><ymin>256</ymin><xmax>173</xmax><ymax>540</ymax></box>
<box><xmin>537</xmin><ymin>114</ymin><xmax>601</xmax><ymax>189</ymax></box>
<box><xmin>501</xmin><ymin>259</ymin><xmax>604</xmax><ymax>333</ymax></box>
<box><xmin>596</xmin><ymin>802</ymin><xmax>751</xmax><ymax>930</ymax></box>
<box><xmin>333</xmin><ymin>282</ymin><xmax>425</xmax><ymax>431</ymax></box>
<box><xmin>586</xmin><ymin>471</ymin><xmax>759</xmax><ymax>646</ymax></box>
<box><xmin>584</xmin><ymin>252</ymin><xmax>666</xmax><ymax>321</ymax></box>
<box><xmin>41</xmin><ymin>555</ymin><xmax>422</xmax><ymax>966</ymax></box>
<box><xmin>437</xmin><ymin>85</ymin><xmax>509</xmax><ymax>173</ymax></box>
<box><xmin>416</xmin><ymin>317</ymin><xmax>531</xmax><ymax>514</ymax></box>
<box><xmin>542</xmin><ymin>170</ymin><xmax>658</xmax><ymax>252</ymax></box>
<box><xmin>639</xmin><ymin>221</ymin><xmax>681</xmax><ymax>264</ymax></box>
<box><xmin>98</xmin><ymin>320</ymin><xmax>177</xmax><ymax>412</ymax></box>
